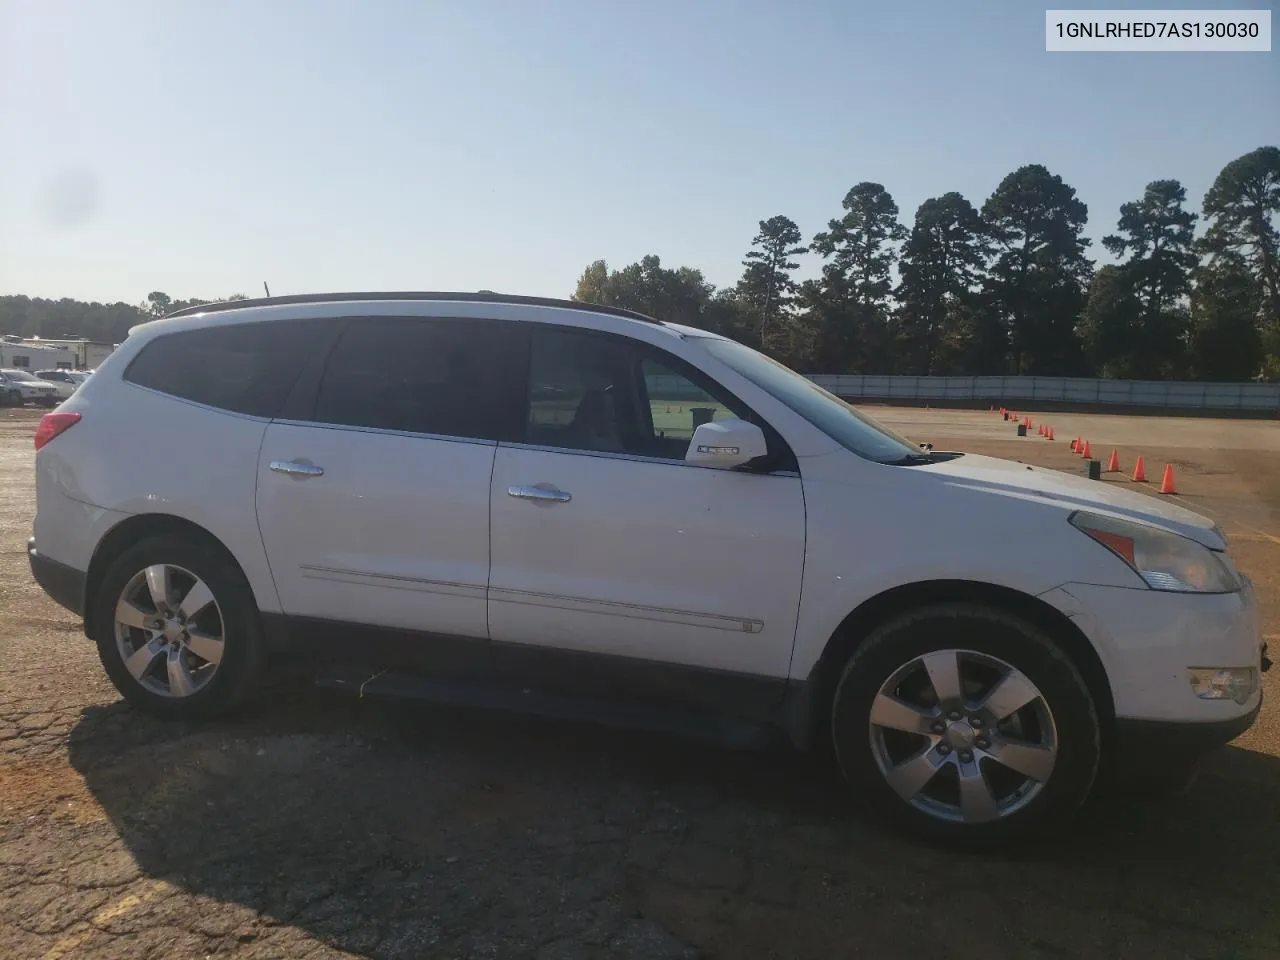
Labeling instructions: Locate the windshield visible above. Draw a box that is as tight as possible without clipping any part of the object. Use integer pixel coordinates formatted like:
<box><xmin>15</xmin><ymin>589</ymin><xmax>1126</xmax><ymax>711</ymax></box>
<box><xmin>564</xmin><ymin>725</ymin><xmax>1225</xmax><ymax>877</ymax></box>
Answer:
<box><xmin>3</xmin><ymin>370</ymin><xmax>39</xmax><ymax>382</ymax></box>
<box><xmin>695</xmin><ymin>338</ymin><xmax>921</xmax><ymax>463</ymax></box>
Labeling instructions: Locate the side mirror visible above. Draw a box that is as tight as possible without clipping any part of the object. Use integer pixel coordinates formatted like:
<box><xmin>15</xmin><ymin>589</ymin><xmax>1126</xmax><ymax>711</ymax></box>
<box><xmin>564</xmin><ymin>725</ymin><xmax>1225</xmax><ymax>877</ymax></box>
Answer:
<box><xmin>684</xmin><ymin>418</ymin><xmax>768</xmax><ymax>470</ymax></box>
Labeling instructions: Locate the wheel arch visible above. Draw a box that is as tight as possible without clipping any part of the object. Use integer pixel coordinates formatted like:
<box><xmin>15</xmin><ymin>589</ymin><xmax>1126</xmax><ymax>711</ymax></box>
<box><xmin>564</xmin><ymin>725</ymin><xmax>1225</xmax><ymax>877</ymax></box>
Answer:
<box><xmin>83</xmin><ymin>513</ymin><xmax>254</xmax><ymax>638</ymax></box>
<box><xmin>786</xmin><ymin>579</ymin><xmax>1116</xmax><ymax>754</ymax></box>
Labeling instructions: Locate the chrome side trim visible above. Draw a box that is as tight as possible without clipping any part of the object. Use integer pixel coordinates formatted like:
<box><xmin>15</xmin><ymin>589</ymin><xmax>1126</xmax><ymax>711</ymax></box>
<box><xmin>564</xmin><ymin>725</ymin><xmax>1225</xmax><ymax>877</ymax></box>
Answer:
<box><xmin>503</xmin><ymin>440</ymin><xmax>686</xmax><ymax>466</ymax></box>
<box><xmin>271</xmin><ymin>419</ymin><xmax>498</xmax><ymax>447</ymax></box>
<box><xmin>489</xmin><ymin>586</ymin><xmax>763</xmax><ymax>634</ymax></box>
<box><xmin>300</xmin><ymin>565</ymin><xmax>486</xmax><ymax>599</ymax></box>
<box><xmin>499</xmin><ymin>440</ymin><xmax>799</xmax><ymax>477</ymax></box>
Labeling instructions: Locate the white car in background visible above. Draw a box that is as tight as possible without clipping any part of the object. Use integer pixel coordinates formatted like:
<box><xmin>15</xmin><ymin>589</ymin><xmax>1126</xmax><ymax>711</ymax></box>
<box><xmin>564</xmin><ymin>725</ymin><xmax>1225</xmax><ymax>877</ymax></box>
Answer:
<box><xmin>34</xmin><ymin>370</ymin><xmax>88</xmax><ymax>400</ymax></box>
<box><xmin>0</xmin><ymin>369</ymin><xmax>60</xmax><ymax>407</ymax></box>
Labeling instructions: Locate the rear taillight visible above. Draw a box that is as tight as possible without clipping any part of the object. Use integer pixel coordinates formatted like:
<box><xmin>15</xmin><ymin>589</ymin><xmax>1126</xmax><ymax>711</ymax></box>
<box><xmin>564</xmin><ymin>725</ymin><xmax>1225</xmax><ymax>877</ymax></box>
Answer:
<box><xmin>34</xmin><ymin>412</ymin><xmax>81</xmax><ymax>451</ymax></box>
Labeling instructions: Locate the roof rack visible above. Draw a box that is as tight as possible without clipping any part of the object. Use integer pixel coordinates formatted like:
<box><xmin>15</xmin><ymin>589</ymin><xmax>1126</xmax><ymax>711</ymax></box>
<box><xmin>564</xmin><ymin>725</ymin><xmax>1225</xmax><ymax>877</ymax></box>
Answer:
<box><xmin>162</xmin><ymin>291</ymin><xmax>664</xmax><ymax>325</ymax></box>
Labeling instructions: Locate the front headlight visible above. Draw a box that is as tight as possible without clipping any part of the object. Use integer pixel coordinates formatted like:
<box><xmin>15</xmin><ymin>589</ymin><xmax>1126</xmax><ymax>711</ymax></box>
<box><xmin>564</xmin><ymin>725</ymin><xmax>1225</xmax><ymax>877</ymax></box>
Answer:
<box><xmin>1069</xmin><ymin>511</ymin><xmax>1240</xmax><ymax>593</ymax></box>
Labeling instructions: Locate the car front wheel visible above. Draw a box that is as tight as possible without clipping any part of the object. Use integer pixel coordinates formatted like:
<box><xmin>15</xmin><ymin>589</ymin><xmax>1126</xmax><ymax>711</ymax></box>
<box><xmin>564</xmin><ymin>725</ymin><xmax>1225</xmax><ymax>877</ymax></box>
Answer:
<box><xmin>89</xmin><ymin>534</ymin><xmax>264</xmax><ymax>721</ymax></box>
<box><xmin>831</xmin><ymin>603</ymin><xmax>1101</xmax><ymax>847</ymax></box>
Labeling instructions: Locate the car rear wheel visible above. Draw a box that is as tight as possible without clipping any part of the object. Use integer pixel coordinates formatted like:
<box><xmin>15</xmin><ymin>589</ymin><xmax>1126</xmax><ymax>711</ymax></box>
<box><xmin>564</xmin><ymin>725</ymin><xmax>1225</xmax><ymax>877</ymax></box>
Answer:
<box><xmin>831</xmin><ymin>603</ymin><xmax>1100</xmax><ymax>847</ymax></box>
<box><xmin>89</xmin><ymin>534</ymin><xmax>264</xmax><ymax>721</ymax></box>
<box><xmin>5</xmin><ymin>389</ymin><xmax>20</xmax><ymax>406</ymax></box>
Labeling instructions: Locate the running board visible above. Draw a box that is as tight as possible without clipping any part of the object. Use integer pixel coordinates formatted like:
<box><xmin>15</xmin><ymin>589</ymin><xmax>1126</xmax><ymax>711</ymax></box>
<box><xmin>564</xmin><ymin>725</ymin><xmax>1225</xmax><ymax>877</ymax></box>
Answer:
<box><xmin>313</xmin><ymin>666</ymin><xmax>782</xmax><ymax>751</ymax></box>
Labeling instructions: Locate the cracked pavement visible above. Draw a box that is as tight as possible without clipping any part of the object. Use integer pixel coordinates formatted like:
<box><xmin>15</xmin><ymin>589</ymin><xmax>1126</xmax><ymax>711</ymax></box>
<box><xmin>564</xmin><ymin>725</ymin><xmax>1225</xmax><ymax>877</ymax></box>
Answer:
<box><xmin>2</xmin><ymin>407</ymin><xmax>1279</xmax><ymax>959</ymax></box>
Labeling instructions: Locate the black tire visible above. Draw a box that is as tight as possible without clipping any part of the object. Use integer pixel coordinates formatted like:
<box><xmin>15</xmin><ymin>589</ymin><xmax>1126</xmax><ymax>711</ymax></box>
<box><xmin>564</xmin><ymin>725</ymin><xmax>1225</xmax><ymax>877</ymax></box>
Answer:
<box><xmin>89</xmin><ymin>534</ymin><xmax>264</xmax><ymax>721</ymax></box>
<box><xmin>831</xmin><ymin>603</ymin><xmax>1100</xmax><ymax>848</ymax></box>
<box><xmin>6</xmin><ymin>390</ymin><xmax>20</xmax><ymax>407</ymax></box>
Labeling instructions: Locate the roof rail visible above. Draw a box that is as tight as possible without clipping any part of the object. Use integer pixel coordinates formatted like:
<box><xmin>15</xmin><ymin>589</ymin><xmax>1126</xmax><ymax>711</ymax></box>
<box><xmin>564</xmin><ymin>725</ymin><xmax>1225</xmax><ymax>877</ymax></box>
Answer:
<box><xmin>162</xmin><ymin>291</ymin><xmax>664</xmax><ymax>325</ymax></box>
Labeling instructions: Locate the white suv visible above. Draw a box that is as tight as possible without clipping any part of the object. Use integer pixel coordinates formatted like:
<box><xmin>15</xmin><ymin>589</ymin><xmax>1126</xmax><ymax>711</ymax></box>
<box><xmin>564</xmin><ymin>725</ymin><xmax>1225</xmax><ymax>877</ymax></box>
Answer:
<box><xmin>34</xmin><ymin>369</ymin><xmax>87</xmax><ymax>400</ymax></box>
<box><xmin>1</xmin><ymin>369</ymin><xmax>61</xmax><ymax>406</ymax></box>
<box><xmin>27</xmin><ymin>292</ymin><xmax>1267</xmax><ymax>845</ymax></box>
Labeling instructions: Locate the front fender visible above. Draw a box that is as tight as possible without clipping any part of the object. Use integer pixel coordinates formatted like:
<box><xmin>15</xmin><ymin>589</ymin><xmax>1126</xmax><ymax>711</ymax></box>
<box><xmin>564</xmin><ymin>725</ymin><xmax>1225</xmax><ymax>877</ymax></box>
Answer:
<box><xmin>789</xmin><ymin>464</ymin><xmax>1137</xmax><ymax>680</ymax></box>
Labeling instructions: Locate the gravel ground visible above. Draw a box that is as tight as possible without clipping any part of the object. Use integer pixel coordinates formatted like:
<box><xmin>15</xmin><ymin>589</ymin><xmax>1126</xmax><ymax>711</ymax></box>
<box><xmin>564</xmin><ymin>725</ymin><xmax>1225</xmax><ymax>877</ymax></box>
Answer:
<box><xmin>1</xmin><ymin>405</ymin><xmax>1278</xmax><ymax>960</ymax></box>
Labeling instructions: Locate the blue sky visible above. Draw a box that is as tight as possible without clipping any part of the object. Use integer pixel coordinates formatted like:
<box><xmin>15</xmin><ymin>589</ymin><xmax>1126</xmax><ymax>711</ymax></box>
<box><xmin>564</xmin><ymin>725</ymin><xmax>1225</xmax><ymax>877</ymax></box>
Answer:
<box><xmin>1</xmin><ymin>0</ymin><xmax>1276</xmax><ymax>305</ymax></box>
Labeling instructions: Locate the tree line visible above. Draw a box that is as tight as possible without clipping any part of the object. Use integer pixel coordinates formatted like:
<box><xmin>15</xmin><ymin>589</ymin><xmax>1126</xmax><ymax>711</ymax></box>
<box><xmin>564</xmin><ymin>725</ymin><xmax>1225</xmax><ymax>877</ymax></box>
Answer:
<box><xmin>1</xmin><ymin>147</ymin><xmax>1274</xmax><ymax>382</ymax></box>
<box><xmin>574</xmin><ymin>146</ymin><xmax>1280</xmax><ymax>381</ymax></box>
<box><xmin>0</xmin><ymin>291</ymin><xmax>247</xmax><ymax>347</ymax></box>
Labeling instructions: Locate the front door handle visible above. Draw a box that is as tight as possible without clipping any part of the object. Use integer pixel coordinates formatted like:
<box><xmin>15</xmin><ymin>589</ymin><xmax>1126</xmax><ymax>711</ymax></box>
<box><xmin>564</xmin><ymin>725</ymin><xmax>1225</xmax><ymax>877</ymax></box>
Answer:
<box><xmin>508</xmin><ymin>484</ymin><xmax>571</xmax><ymax>503</ymax></box>
<box><xmin>269</xmin><ymin>460</ymin><xmax>325</xmax><ymax>478</ymax></box>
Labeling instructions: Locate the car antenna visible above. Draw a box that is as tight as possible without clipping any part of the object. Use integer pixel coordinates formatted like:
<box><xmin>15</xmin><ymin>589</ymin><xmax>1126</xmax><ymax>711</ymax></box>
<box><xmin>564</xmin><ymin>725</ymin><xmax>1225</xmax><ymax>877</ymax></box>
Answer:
<box><xmin>263</xmin><ymin>281</ymin><xmax>272</xmax><ymax>298</ymax></box>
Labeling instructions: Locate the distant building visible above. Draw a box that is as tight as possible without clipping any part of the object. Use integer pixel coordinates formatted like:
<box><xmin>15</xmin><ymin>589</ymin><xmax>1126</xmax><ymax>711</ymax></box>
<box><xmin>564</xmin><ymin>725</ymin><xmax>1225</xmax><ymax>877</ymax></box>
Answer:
<box><xmin>0</xmin><ymin>336</ymin><xmax>76</xmax><ymax>370</ymax></box>
<box><xmin>1</xmin><ymin>336</ymin><xmax>116</xmax><ymax>370</ymax></box>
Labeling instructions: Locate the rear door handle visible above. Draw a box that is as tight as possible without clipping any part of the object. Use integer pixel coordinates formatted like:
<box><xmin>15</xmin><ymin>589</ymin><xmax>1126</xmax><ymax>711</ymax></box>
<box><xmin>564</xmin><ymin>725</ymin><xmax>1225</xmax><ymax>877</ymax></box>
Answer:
<box><xmin>269</xmin><ymin>460</ymin><xmax>325</xmax><ymax>478</ymax></box>
<box><xmin>508</xmin><ymin>484</ymin><xmax>571</xmax><ymax>503</ymax></box>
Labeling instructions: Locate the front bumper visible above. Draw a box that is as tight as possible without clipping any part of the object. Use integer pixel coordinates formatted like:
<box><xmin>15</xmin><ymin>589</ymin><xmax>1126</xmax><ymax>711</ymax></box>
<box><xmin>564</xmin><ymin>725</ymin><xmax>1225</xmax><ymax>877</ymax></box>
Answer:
<box><xmin>28</xmin><ymin>538</ymin><xmax>86</xmax><ymax>616</ymax></box>
<box><xmin>1040</xmin><ymin>578</ymin><xmax>1265</xmax><ymax>724</ymax></box>
<box><xmin>1112</xmin><ymin>698</ymin><xmax>1262</xmax><ymax>785</ymax></box>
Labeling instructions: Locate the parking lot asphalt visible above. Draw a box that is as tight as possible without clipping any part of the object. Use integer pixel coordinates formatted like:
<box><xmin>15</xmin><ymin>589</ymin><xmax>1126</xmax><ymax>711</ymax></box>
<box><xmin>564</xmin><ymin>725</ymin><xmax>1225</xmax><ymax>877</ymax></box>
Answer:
<box><xmin>2</xmin><ymin>405</ymin><xmax>1278</xmax><ymax>960</ymax></box>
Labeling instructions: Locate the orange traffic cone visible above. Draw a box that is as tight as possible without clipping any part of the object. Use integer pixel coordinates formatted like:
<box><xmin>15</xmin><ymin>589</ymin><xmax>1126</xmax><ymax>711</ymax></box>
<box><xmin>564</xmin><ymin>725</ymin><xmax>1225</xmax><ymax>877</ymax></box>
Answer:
<box><xmin>1079</xmin><ymin>440</ymin><xmax>1092</xmax><ymax>459</ymax></box>
<box><xmin>1131</xmin><ymin>456</ymin><xmax>1147</xmax><ymax>482</ymax></box>
<box><xmin>1047</xmin><ymin>426</ymin><xmax>1055</xmax><ymax>440</ymax></box>
<box><xmin>1106</xmin><ymin>449</ymin><xmax>1120</xmax><ymax>472</ymax></box>
<box><xmin>1023</xmin><ymin>415</ymin><xmax>1032</xmax><ymax>429</ymax></box>
<box><xmin>1070</xmin><ymin>437</ymin><xmax>1079</xmax><ymax>452</ymax></box>
<box><xmin>1159</xmin><ymin>464</ymin><xmax>1176</xmax><ymax>494</ymax></box>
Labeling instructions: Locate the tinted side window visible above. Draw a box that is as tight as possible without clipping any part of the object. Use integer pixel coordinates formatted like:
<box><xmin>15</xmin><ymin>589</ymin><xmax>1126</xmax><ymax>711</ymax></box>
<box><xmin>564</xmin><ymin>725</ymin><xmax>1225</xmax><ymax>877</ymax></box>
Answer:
<box><xmin>526</xmin><ymin>330</ymin><xmax>635</xmax><ymax>452</ymax></box>
<box><xmin>641</xmin><ymin>357</ymin><xmax>738</xmax><ymax>458</ymax></box>
<box><xmin>522</xmin><ymin>328</ymin><xmax>794</xmax><ymax>468</ymax></box>
<box><xmin>124</xmin><ymin>320</ymin><xmax>318</xmax><ymax>418</ymax></box>
<box><xmin>311</xmin><ymin>318</ymin><xmax>523</xmax><ymax>441</ymax></box>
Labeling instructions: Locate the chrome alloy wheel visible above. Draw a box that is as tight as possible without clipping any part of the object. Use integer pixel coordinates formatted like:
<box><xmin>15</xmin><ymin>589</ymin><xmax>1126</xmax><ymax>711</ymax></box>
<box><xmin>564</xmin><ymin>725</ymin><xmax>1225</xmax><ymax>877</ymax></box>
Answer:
<box><xmin>114</xmin><ymin>564</ymin><xmax>225</xmax><ymax>698</ymax></box>
<box><xmin>868</xmin><ymin>649</ymin><xmax>1058</xmax><ymax>824</ymax></box>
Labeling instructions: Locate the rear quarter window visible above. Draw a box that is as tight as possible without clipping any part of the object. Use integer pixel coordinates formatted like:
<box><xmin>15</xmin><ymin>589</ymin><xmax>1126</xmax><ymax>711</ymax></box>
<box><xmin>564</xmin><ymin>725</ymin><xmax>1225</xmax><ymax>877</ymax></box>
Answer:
<box><xmin>308</xmin><ymin>317</ymin><xmax>527</xmax><ymax>441</ymax></box>
<box><xmin>123</xmin><ymin>319</ymin><xmax>320</xmax><ymax>418</ymax></box>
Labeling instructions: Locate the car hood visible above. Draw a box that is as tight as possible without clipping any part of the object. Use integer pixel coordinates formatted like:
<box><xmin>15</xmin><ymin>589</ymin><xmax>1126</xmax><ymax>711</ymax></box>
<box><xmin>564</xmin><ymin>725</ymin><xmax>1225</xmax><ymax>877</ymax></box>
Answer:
<box><xmin>918</xmin><ymin>453</ymin><xmax>1223</xmax><ymax>549</ymax></box>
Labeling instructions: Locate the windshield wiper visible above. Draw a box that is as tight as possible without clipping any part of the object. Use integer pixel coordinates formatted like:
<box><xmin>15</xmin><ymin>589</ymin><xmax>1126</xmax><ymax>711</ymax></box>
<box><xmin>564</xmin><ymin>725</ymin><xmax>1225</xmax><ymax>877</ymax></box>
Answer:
<box><xmin>888</xmin><ymin>441</ymin><xmax>935</xmax><ymax>465</ymax></box>
<box><xmin>888</xmin><ymin>452</ymin><xmax>935</xmax><ymax>465</ymax></box>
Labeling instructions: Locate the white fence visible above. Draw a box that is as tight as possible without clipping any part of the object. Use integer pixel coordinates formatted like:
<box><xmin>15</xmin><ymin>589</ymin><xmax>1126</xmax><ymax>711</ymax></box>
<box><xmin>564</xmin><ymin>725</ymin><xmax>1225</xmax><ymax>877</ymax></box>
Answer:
<box><xmin>805</xmin><ymin>375</ymin><xmax>1280</xmax><ymax>412</ymax></box>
